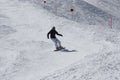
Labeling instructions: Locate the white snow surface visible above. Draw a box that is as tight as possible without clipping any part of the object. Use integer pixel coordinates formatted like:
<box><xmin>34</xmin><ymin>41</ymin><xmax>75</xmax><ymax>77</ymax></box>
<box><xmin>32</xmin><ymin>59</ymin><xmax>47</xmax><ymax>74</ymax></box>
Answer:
<box><xmin>84</xmin><ymin>0</ymin><xmax>99</xmax><ymax>5</ymax></box>
<box><xmin>84</xmin><ymin>0</ymin><xmax>120</xmax><ymax>18</ymax></box>
<box><xmin>0</xmin><ymin>0</ymin><xmax>120</xmax><ymax>80</ymax></box>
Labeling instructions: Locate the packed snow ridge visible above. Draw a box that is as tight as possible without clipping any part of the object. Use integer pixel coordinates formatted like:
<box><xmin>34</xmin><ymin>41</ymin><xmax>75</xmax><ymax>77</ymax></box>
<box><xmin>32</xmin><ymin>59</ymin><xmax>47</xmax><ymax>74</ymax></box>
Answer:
<box><xmin>0</xmin><ymin>0</ymin><xmax>120</xmax><ymax>80</ymax></box>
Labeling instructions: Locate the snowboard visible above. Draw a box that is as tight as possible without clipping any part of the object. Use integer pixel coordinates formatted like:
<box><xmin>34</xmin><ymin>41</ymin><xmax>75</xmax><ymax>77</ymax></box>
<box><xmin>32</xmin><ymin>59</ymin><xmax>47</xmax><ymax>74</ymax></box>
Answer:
<box><xmin>54</xmin><ymin>48</ymin><xmax>77</xmax><ymax>52</ymax></box>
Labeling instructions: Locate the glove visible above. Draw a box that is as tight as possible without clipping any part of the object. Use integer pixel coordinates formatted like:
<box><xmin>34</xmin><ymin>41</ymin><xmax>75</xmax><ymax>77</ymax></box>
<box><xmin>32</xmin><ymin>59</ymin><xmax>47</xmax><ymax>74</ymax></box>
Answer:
<box><xmin>60</xmin><ymin>34</ymin><xmax>63</xmax><ymax>37</ymax></box>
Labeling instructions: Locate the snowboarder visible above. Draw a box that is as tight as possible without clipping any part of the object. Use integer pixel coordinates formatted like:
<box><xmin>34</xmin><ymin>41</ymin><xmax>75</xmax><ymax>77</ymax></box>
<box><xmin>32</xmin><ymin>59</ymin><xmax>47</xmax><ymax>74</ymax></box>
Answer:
<box><xmin>47</xmin><ymin>26</ymin><xmax>64</xmax><ymax>50</ymax></box>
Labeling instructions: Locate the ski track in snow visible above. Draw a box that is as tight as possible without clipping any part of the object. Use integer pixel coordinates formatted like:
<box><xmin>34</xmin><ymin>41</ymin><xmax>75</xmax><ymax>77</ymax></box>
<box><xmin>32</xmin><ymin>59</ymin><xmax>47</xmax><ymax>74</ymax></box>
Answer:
<box><xmin>0</xmin><ymin>0</ymin><xmax>120</xmax><ymax>80</ymax></box>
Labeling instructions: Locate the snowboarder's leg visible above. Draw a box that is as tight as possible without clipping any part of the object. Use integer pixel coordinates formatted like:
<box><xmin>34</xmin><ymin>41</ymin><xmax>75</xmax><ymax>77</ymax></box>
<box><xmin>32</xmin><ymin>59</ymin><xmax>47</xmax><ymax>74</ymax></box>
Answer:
<box><xmin>56</xmin><ymin>38</ymin><xmax>64</xmax><ymax>49</ymax></box>
<box><xmin>51</xmin><ymin>38</ymin><xmax>59</xmax><ymax>50</ymax></box>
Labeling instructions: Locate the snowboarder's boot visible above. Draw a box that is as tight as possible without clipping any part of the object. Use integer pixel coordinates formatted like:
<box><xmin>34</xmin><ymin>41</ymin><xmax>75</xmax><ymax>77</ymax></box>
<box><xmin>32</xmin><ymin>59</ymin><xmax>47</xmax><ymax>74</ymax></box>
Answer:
<box><xmin>54</xmin><ymin>47</ymin><xmax>61</xmax><ymax>51</ymax></box>
<box><xmin>54</xmin><ymin>46</ymin><xmax>65</xmax><ymax>51</ymax></box>
<box><xmin>59</xmin><ymin>46</ymin><xmax>65</xmax><ymax>49</ymax></box>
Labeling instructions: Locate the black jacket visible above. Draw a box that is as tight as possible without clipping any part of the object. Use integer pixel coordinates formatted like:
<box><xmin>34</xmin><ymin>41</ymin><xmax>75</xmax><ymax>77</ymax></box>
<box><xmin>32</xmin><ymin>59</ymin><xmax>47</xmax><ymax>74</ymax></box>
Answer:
<box><xmin>47</xmin><ymin>29</ymin><xmax>62</xmax><ymax>39</ymax></box>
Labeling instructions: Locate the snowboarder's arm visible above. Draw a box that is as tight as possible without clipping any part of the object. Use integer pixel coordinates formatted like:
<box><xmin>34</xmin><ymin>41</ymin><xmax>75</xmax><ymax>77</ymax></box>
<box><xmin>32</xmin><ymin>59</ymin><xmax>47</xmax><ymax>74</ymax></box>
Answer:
<box><xmin>58</xmin><ymin>34</ymin><xmax>63</xmax><ymax>37</ymax></box>
<box><xmin>47</xmin><ymin>31</ymin><xmax>50</xmax><ymax>39</ymax></box>
<box><xmin>56</xmin><ymin>31</ymin><xmax>63</xmax><ymax>37</ymax></box>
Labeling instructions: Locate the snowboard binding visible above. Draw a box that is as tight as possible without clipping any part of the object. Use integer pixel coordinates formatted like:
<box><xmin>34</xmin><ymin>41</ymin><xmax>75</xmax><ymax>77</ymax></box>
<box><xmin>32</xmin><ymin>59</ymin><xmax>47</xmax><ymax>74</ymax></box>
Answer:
<box><xmin>54</xmin><ymin>46</ymin><xmax>65</xmax><ymax>51</ymax></box>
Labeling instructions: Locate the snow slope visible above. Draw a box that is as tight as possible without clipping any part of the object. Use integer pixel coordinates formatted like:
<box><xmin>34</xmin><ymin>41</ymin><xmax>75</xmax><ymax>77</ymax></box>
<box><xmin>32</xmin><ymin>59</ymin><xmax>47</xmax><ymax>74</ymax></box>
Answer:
<box><xmin>84</xmin><ymin>0</ymin><xmax>120</xmax><ymax>29</ymax></box>
<box><xmin>41</xmin><ymin>51</ymin><xmax>120</xmax><ymax>80</ymax></box>
<box><xmin>84</xmin><ymin>0</ymin><xmax>99</xmax><ymax>5</ymax></box>
<box><xmin>22</xmin><ymin>0</ymin><xmax>112</xmax><ymax>26</ymax></box>
<box><xmin>0</xmin><ymin>0</ymin><xmax>104</xmax><ymax>80</ymax></box>
<box><xmin>40</xmin><ymin>22</ymin><xmax>120</xmax><ymax>80</ymax></box>
<box><xmin>0</xmin><ymin>0</ymin><xmax>120</xmax><ymax>80</ymax></box>
<box><xmin>84</xmin><ymin>0</ymin><xmax>120</xmax><ymax>18</ymax></box>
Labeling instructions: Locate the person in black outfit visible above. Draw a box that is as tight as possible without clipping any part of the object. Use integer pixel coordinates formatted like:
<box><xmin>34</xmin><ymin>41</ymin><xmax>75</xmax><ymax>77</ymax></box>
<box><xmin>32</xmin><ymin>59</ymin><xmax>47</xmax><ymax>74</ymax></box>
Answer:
<box><xmin>47</xmin><ymin>27</ymin><xmax>64</xmax><ymax>50</ymax></box>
